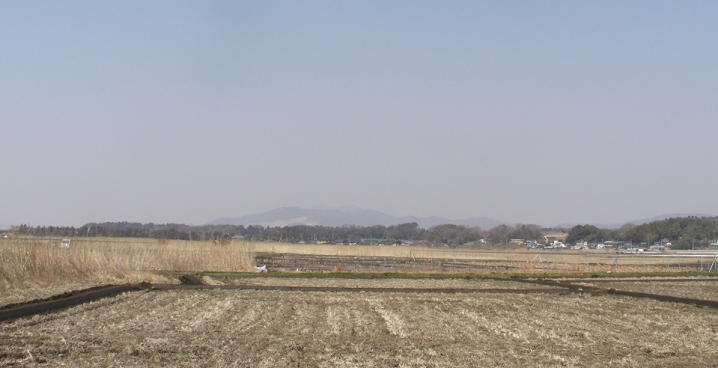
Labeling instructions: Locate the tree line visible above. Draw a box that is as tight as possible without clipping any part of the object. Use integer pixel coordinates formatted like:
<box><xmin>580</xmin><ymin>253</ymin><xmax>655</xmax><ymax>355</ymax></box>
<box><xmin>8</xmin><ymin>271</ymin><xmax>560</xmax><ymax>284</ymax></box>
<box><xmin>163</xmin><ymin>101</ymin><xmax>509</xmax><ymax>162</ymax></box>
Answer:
<box><xmin>12</xmin><ymin>216</ymin><xmax>715</xmax><ymax>249</ymax></box>
<box><xmin>10</xmin><ymin>222</ymin><xmax>550</xmax><ymax>247</ymax></box>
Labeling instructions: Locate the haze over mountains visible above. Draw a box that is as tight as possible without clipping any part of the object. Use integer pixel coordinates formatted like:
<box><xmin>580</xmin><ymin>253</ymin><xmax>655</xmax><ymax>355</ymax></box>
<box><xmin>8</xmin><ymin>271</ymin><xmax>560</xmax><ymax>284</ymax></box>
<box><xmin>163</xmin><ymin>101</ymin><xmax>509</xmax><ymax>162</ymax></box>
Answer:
<box><xmin>208</xmin><ymin>206</ymin><xmax>511</xmax><ymax>229</ymax></box>
<box><xmin>208</xmin><ymin>207</ymin><xmax>715</xmax><ymax>230</ymax></box>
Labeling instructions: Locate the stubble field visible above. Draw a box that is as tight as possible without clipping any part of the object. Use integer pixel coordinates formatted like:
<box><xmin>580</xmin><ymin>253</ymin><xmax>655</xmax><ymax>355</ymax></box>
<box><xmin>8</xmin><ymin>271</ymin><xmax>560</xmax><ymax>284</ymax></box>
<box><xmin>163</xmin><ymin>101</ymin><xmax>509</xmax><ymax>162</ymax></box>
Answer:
<box><xmin>3</xmin><ymin>278</ymin><xmax>718</xmax><ymax>367</ymax></box>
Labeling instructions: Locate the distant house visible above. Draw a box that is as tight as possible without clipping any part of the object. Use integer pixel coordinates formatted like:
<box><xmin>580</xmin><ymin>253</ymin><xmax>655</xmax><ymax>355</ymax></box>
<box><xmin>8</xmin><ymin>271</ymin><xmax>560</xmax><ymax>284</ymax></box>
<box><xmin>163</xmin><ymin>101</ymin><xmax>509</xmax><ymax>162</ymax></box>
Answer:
<box><xmin>649</xmin><ymin>245</ymin><xmax>665</xmax><ymax>252</ymax></box>
<box><xmin>597</xmin><ymin>243</ymin><xmax>617</xmax><ymax>250</ymax></box>
<box><xmin>543</xmin><ymin>233</ymin><xmax>568</xmax><ymax>243</ymax></box>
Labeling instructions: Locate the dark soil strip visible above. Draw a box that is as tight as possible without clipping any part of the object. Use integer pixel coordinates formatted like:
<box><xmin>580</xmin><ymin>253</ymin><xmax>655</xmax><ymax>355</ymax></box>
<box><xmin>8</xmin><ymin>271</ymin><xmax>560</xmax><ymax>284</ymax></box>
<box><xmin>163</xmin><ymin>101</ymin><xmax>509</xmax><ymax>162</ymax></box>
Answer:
<box><xmin>505</xmin><ymin>278</ymin><xmax>718</xmax><ymax>308</ymax></box>
<box><xmin>608</xmin><ymin>289</ymin><xmax>718</xmax><ymax>308</ymax></box>
<box><xmin>0</xmin><ymin>284</ymin><xmax>137</xmax><ymax>311</ymax></box>
<box><xmin>179</xmin><ymin>273</ymin><xmax>204</xmax><ymax>285</ymax></box>
<box><xmin>151</xmin><ymin>283</ymin><xmax>566</xmax><ymax>294</ymax></box>
<box><xmin>0</xmin><ymin>285</ymin><xmax>141</xmax><ymax>323</ymax></box>
<box><xmin>561</xmin><ymin>278</ymin><xmax>718</xmax><ymax>283</ymax></box>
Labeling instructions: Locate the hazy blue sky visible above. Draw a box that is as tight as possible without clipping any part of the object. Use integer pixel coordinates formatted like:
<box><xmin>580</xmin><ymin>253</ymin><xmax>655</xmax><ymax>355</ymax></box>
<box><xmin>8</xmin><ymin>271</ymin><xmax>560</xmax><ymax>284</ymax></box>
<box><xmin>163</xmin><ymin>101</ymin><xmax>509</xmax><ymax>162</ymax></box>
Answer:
<box><xmin>2</xmin><ymin>1</ymin><xmax>717</xmax><ymax>227</ymax></box>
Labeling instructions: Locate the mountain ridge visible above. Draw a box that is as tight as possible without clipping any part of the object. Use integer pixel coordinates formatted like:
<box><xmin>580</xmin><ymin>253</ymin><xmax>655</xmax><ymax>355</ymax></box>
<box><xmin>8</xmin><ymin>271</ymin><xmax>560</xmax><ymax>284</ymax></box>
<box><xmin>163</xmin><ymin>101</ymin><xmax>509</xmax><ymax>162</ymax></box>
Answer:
<box><xmin>207</xmin><ymin>206</ymin><xmax>512</xmax><ymax>229</ymax></box>
<box><xmin>208</xmin><ymin>207</ymin><xmax>716</xmax><ymax>230</ymax></box>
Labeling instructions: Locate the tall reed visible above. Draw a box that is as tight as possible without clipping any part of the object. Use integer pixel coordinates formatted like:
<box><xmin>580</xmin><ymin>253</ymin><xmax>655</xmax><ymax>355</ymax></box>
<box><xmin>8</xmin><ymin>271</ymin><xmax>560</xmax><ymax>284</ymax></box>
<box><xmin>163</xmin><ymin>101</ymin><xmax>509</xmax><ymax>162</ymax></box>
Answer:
<box><xmin>0</xmin><ymin>237</ymin><xmax>254</xmax><ymax>291</ymax></box>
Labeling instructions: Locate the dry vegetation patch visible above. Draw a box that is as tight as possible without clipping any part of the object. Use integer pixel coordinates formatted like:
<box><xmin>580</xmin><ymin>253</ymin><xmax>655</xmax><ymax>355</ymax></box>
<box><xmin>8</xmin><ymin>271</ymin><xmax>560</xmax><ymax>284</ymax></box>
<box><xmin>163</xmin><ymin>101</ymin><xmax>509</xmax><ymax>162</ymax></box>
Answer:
<box><xmin>0</xmin><ymin>238</ymin><xmax>253</xmax><ymax>305</ymax></box>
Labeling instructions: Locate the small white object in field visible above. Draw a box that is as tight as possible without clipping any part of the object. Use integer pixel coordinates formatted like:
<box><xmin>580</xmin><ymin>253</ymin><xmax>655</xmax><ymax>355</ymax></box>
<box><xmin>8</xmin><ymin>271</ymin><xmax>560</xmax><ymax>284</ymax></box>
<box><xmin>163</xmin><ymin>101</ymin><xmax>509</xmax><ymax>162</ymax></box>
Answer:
<box><xmin>60</xmin><ymin>239</ymin><xmax>71</xmax><ymax>248</ymax></box>
<box><xmin>256</xmin><ymin>265</ymin><xmax>267</xmax><ymax>273</ymax></box>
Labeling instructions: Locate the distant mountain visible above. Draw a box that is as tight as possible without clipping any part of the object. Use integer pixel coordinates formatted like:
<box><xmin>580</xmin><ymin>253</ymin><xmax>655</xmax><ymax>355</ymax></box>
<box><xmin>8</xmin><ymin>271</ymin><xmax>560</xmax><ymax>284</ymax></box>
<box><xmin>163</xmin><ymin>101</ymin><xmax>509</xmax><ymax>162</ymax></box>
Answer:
<box><xmin>555</xmin><ymin>213</ymin><xmax>716</xmax><ymax>229</ymax></box>
<box><xmin>207</xmin><ymin>207</ymin><xmax>512</xmax><ymax>229</ymax></box>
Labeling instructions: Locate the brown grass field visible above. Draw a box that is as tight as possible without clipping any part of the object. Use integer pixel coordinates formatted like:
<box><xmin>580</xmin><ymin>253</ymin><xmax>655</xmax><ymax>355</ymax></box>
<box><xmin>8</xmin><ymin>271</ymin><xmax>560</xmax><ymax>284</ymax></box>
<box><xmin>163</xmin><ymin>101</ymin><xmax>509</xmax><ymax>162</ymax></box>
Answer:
<box><xmin>4</xmin><ymin>237</ymin><xmax>718</xmax><ymax>367</ymax></box>
<box><xmin>0</xmin><ymin>237</ymin><xmax>253</xmax><ymax>305</ymax></box>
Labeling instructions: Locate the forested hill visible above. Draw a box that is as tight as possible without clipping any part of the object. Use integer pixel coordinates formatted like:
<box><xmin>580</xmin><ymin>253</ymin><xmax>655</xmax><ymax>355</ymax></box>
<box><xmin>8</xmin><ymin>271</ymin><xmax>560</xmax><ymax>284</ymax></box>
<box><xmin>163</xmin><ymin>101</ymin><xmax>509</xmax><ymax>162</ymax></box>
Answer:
<box><xmin>566</xmin><ymin>216</ymin><xmax>718</xmax><ymax>249</ymax></box>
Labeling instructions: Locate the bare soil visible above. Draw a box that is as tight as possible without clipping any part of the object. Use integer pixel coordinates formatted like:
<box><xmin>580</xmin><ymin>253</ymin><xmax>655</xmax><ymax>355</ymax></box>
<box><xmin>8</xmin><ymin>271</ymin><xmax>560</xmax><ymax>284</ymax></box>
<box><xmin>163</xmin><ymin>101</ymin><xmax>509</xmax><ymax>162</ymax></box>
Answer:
<box><xmin>576</xmin><ymin>280</ymin><xmax>718</xmax><ymax>302</ymax></box>
<box><xmin>3</xmin><ymin>280</ymin><xmax>718</xmax><ymax>367</ymax></box>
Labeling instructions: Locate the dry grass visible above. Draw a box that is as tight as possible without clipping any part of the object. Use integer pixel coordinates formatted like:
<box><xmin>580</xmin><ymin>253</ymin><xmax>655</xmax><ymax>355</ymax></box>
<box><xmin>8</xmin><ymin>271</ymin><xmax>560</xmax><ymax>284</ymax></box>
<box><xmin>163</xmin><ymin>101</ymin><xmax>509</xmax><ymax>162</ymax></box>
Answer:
<box><xmin>248</xmin><ymin>242</ymin><xmax>706</xmax><ymax>265</ymax></box>
<box><xmin>248</xmin><ymin>242</ymin><xmax>548</xmax><ymax>260</ymax></box>
<box><xmin>0</xmin><ymin>237</ymin><xmax>254</xmax><ymax>300</ymax></box>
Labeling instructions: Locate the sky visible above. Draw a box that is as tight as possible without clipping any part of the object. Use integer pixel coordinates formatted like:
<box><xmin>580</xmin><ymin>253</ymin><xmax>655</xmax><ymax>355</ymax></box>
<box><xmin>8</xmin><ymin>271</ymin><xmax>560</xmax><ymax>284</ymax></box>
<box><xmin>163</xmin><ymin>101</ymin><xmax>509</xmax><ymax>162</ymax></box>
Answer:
<box><xmin>2</xmin><ymin>1</ymin><xmax>717</xmax><ymax>228</ymax></box>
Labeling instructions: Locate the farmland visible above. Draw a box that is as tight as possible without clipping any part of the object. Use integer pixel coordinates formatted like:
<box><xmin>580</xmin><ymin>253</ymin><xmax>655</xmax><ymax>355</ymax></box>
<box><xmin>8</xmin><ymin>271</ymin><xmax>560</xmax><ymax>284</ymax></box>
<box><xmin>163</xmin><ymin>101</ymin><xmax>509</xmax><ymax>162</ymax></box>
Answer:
<box><xmin>6</xmin><ymin>236</ymin><xmax>716</xmax><ymax>305</ymax></box>
<box><xmin>4</xmin><ymin>237</ymin><xmax>718</xmax><ymax>367</ymax></box>
<box><xmin>3</xmin><ymin>282</ymin><xmax>718</xmax><ymax>367</ymax></box>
